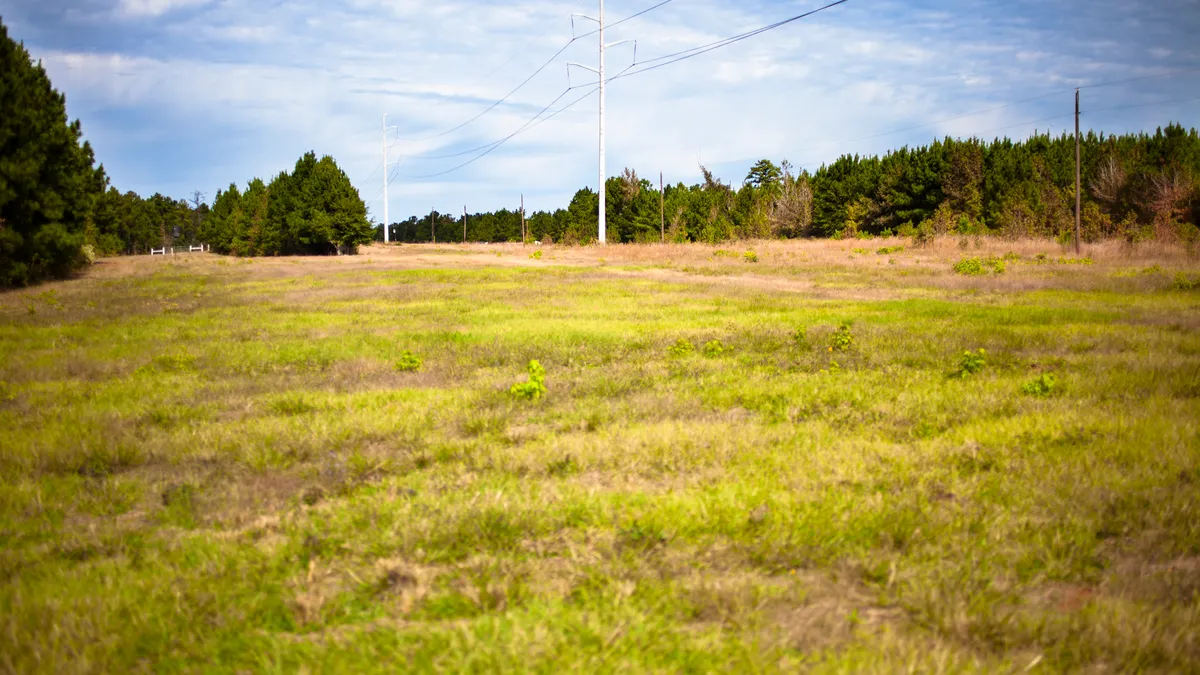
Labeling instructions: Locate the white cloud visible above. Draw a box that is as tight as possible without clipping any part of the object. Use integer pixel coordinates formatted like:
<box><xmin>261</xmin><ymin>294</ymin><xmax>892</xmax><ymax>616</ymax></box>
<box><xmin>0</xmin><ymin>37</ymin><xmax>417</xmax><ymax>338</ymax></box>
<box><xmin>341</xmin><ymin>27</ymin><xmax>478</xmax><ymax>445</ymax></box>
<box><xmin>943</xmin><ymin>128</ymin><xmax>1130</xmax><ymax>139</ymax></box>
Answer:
<box><xmin>17</xmin><ymin>0</ymin><xmax>1200</xmax><ymax>216</ymax></box>
<box><xmin>116</xmin><ymin>0</ymin><xmax>210</xmax><ymax>18</ymax></box>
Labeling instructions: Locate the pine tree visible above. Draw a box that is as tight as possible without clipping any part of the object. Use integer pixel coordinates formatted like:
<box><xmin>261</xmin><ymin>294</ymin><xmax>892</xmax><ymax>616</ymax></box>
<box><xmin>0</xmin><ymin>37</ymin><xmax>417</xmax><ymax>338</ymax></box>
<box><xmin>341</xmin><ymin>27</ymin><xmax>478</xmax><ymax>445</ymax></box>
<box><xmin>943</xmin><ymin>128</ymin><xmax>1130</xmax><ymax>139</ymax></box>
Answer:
<box><xmin>0</xmin><ymin>19</ymin><xmax>105</xmax><ymax>286</ymax></box>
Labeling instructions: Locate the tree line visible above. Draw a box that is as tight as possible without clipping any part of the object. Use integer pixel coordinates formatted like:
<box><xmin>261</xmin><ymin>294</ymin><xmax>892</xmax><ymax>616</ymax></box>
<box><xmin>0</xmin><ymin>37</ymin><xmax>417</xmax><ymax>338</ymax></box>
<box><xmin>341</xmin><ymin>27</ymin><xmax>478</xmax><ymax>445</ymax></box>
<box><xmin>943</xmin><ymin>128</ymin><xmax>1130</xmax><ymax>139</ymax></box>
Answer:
<box><xmin>4</xmin><ymin>12</ymin><xmax>1199</xmax><ymax>288</ymax></box>
<box><xmin>0</xmin><ymin>18</ymin><xmax>372</xmax><ymax>287</ymax></box>
<box><xmin>387</xmin><ymin>125</ymin><xmax>1200</xmax><ymax>247</ymax></box>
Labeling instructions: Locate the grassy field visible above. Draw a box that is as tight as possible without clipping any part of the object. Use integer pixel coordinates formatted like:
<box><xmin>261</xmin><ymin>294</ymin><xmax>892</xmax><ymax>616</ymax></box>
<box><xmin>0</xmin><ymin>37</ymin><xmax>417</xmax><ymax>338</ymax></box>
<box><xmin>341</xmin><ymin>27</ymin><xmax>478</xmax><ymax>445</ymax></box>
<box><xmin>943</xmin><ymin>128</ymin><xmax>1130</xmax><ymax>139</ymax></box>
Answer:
<box><xmin>1</xmin><ymin>238</ymin><xmax>1199</xmax><ymax>673</ymax></box>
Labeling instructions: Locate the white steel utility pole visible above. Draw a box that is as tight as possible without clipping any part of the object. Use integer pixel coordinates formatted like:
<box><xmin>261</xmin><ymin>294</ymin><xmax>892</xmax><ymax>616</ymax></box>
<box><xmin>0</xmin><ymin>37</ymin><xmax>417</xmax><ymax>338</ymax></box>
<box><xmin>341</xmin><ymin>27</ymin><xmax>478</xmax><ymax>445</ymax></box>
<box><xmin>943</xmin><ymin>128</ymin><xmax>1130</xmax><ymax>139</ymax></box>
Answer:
<box><xmin>598</xmin><ymin>0</ymin><xmax>606</xmax><ymax>245</ymax></box>
<box><xmin>570</xmin><ymin>1</ymin><xmax>634</xmax><ymax>245</ymax></box>
<box><xmin>382</xmin><ymin>113</ymin><xmax>390</xmax><ymax>244</ymax></box>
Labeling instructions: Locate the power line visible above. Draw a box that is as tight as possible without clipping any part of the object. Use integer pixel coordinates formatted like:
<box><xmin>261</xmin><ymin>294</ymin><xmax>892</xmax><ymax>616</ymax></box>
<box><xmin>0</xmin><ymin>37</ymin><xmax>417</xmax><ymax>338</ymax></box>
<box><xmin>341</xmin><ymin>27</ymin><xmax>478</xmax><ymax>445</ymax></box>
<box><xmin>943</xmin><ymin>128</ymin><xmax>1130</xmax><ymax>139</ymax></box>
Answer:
<box><xmin>747</xmin><ymin>70</ymin><xmax>1200</xmax><ymax>165</ymax></box>
<box><xmin>1078</xmin><ymin>65</ymin><xmax>1200</xmax><ymax>91</ymax></box>
<box><xmin>393</xmin><ymin>0</ymin><xmax>675</xmax><ymax>143</ymax></box>
<box><xmin>480</xmin><ymin>0</ymin><xmax>591</xmax><ymax>81</ymax></box>
<box><xmin>1084</xmin><ymin>94</ymin><xmax>1200</xmax><ymax>115</ymax></box>
<box><xmin>399</xmin><ymin>2</ymin><xmax>850</xmax><ymax>180</ymax></box>
<box><xmin>397</xmin><ymin>86</ymin><xmax>599</xmax><ymax>180</ymax></box>
<box><xmin>366</xmin><ymin>163</ymin><xmax>402</xmax><ymax>206</ymax></box>
<box><xmin>609</xmin><ymin>0</ymin><xmax>850</xmax><ymax>81</ymax></box>
<box><xmin>393</xmin><ymin>0</ymin><xmax>1197</xmax><ymax>184</ymax></box>
<box><xmin>579</xmin><ymin>0</ymin><xmax>675</xmax><ymax>37</ymax></box>
<box><xmin>360</xmin><ymin>158</ymin><xmax>384</xmax><ymax>187</ymax></box>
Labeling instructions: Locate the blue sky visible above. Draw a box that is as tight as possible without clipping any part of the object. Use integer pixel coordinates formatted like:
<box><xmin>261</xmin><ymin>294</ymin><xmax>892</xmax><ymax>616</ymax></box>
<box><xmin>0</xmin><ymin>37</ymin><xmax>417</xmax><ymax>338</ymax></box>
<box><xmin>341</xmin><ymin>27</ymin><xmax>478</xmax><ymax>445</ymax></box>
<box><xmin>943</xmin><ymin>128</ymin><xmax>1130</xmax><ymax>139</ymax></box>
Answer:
<box><xmin>6</xmin><ymin>0</ymin><xmax>1199</xmax><ymax>221</ymax></box>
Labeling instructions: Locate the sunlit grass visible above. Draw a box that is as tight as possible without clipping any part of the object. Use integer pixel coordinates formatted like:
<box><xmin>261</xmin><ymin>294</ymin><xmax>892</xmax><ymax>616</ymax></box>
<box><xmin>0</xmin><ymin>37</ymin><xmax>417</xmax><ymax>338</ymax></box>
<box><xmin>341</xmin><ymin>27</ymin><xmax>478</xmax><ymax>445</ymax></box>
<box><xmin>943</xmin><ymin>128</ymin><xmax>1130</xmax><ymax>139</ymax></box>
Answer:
<box><xmin>1</xmin><ymin>240</ymin><xmax>1198</xmax><ymax>673</ymax></box>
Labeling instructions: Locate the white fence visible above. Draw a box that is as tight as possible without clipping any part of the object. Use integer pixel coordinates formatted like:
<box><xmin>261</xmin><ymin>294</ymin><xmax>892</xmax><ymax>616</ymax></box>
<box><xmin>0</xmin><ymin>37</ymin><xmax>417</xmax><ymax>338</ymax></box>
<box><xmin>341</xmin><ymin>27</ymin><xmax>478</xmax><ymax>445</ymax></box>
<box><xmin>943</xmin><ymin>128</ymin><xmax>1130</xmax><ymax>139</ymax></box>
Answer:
<box><xmin>150</xmin><ymin>245</ymin><xmax>210</xmax><ymax>256</ymax></box>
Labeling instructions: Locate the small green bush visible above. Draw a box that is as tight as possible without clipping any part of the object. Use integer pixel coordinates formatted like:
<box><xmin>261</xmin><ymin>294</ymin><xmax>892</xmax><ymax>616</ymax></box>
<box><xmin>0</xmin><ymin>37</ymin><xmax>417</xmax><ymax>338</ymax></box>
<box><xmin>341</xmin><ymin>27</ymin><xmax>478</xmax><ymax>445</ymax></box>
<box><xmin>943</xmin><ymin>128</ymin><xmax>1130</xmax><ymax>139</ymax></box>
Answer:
<box><xmin>529</xmin><ymin>250</ymin><xmax>543</xmax><ymax>260</ymax></box>
<box><xmin>877</xmin><ymin>246</ymin><xmax>905</xmax><ymax>255</ymax></box>
<box><xmin>702</xmin><ymin>340</ymin><xmax>726</xmax><ymax>358</ymax></box>
<box><xmin>1021</xmin><ymin>373</ymin><xmax>1057</xmax><ymax>397</ymax></box>
<box><xmin>852</xmin><ymin>247</ymin><xmax>870</xmax><ymax>255</ymax></box>
<box><xmin>667</xmin><ymin>338</ymin><xmax>695</xmax><ymax>358</ymax></box>
<box><xmin>743</xmin><ymin>250</ymin><xmax>758</xmax><ymax>263</ymax></box>
<box><xmin>912</xmin><ymin>222</ymin><xmax>935</xmax><ymax>248</ymax></box>
<box><xmin>953</xmin><ymin>257</ymin><xmax>986</xmax><ymax>276</ymax></box>
<box><xmin>792</xmin><ymin>327</ymin><xmax>809</xmax><ymax>349</ymax></box>
<box><xmin>955</xmin><ymin>257</ymin><xmax>1005</xmax><ymax>275</ymax></box>
<box><xmin>952</xmin><ymin>349</ymin><xmax>987</xmax><ymax>379</ymax></box>
<box><xmin>1174</xmin><ymin>272</ymin><xmax>1199</xmax><ymax>291</ymax></box>
<box><xmin>829</xmin><ymin>324</ymin><xmax>853</xmax><ymax>352</ymax></box>
<box><xmin>394</xmin><ymin>351</ymin><xmax>422</xmax><ymax>372</ymax></box>
<box><xmin>510</xmin><ymin>360</ymin><xmax>547</xmax><ymax>401</ymax></box>
<box><xmin>81</xmin><ymin>244</ymin><xmax>97</xmax><ymax>265</ymax></box>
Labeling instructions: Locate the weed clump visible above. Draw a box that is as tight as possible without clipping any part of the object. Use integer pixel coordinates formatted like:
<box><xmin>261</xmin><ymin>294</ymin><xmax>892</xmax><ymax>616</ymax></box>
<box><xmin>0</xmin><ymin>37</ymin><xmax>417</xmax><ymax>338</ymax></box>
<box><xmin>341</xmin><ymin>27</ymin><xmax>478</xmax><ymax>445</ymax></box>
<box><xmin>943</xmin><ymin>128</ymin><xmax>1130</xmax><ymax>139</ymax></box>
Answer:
<box><xmin>829</xmin><ymin>324</ymin><xmax>853</xmax><ymax>352</ymax></box>
<box><xmin>702</xmin><ymin>340</ymin><xmax>726</xmax><ymax>358</ymax></box>
<box><xmin>547</xmin><ymin>455</ymin><xmax>577</xmax><ymax>477</ymax></box>
<box><xmin>877</xmin><ymin>245</ymin><xmax>904</xmax><ymax>255</ymax></box>
<box><xmin>952</xmin><ymin>349</ymin><xmax>987</xmax><ymax>379</ymax></box>
<box><xmin>1174</xmin><ymin>272</ymin><xmax>1199</xmax><ymax>291</ymax></box>
<box><xmin>161</xmin><ymin>483</ymin><xmax>198</xmax><ymax>528</ymax></box>
<box><xmin>139</xmin><ymin>353</ymin><xmax>197</xmax><ymax>374</ymax></box>
<box><xmin>667</xmin><ymin>338</ymin><xmax>695</xmax><ymax>358</ymax></box>
<box><xmin>743</xmin><ymin>250</ymin><xmax>758</xmax><ymax>263</ymax></box>
<box><xmin>954</xmin><ymin>257</ymin><xmax>1006</xmax><ymax>275</ymax></box>
<box><xmin>1021</xmin><ymin>373</ymin><xmax>1057</xmax><ymax>397</ymax></box>
<box><xmin>953</xmin><ymin>258</ymin><xmax>986</xmax><ymax>276</ymax></box>
<box><xmin>792</xmin><ymin>327</ymin><xmax>809</xmax><ymax>349</ymax></box>
<box><xmin>394</xmin><ymin>350</ymin><xmax>423</xmax><ymax>372</ymax></box>
<box><xmin>510</xmin><ymin>360</ymin><xmax>547</xmax><ymax>401</ymax></box>
<box><xmin>911</xmin><ymin>221</ymin><xmax>936</xmax><ymax>248</ymax></box>
<box><xmin>529</xmin><ymin>250</ymin><xmax>543</xmax><ymax>260</ymax></box>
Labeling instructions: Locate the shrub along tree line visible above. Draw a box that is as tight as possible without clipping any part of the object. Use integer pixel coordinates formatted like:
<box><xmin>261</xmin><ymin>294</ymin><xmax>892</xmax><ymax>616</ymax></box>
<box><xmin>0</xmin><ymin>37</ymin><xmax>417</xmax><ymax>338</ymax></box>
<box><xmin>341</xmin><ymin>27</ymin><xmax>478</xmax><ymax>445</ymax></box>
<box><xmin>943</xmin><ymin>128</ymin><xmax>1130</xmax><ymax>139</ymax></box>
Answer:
<box><xmin>203</xmin><ymin>152</ymin><xmax>374</xmax><ymax>256</ymax></box>
<box><xmin>0</xmin><ymin>18</ymin><xmax>373</xmax><ymax>287</ymax></box>
<box><xmin>389</xmin><ymin>127</ymin><xmax>1200</xmax><ymax>247</ymax></box>
<box><xmin>87</xmin><ymin>151</ymin><xmax>374</xmax><ymax>260</ymax></box>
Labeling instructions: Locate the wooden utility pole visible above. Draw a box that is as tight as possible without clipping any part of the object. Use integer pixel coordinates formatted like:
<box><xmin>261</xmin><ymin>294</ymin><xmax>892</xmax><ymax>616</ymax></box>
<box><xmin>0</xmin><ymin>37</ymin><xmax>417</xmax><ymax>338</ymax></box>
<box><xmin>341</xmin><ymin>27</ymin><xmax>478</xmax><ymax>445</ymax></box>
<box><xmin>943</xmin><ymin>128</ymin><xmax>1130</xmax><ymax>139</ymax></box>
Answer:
<box><xmin>430</xmin><ymin>209</ymin><xmax>435</xmax><ymax>244</ymax></box>
<box><xmin>1075</xmin><ymin>88</ymin><xmax>1082</xmax><ymax>255</ymax></box>
<box><xmin>463</xmin><ymin>206</ymin><xmax>467</xmax><ymax>244</ymax></box>
<box><xmin>520</xmin><ymin>194</ymin><xmax>526</xmax><ymax>244</ymax></box>
<box><xmin>659</xmin><ymin>171</ymin><xmax>665</xmax><ymax>243</ymax></box>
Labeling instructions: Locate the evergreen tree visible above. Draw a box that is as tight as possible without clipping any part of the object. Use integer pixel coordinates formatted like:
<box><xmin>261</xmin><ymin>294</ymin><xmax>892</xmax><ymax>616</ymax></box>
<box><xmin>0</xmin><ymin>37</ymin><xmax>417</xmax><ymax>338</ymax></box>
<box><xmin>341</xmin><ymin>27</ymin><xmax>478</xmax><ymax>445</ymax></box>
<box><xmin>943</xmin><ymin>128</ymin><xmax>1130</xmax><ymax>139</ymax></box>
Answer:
<box><xmin>0</xmin><ymin>19</ymin><xmax>105</xmax><ymax>286</ymax></box>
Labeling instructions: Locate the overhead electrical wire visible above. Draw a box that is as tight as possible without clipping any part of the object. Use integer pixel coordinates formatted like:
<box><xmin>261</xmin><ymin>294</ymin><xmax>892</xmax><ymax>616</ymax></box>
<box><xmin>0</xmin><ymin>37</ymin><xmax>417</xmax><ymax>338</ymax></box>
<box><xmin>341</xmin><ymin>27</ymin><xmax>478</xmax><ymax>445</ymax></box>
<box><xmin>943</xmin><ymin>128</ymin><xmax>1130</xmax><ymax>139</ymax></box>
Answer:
<box><xmin>740</xmin><ymin>72</ymin><xmax>1200</xmax><ymax>168</ymax></box>
<box><xmin>399</xmin><ymin>0</ymin><xmax>850</xmax><ymax>178</ymax></box>
<box><xmin>393</xmin><ymin>0</ymin><xmax>1195</xmax><ymax>184</ymax></box>
<box><xmin>480</xmin><ymin>0</ymin><xmax>591</xmax><ymax>80</ymax></box>
<box><xmin>392</xmin><ymin>0</ymin><xmax>675</xmax><ymax>143</ymax></box>
<box><xmin>398</xmin><ymin>66</ymin><xmax>640</xmax><ymax>180</ymax></box>
<box><xmin>1078</xmin><ymin>65</ymin><xmax>1200</xmax><ymax>91</ymax></box>
<box><xmin>609</xmin><ymin>0</ymin><xmax>849</xmax><ymax>81</ymax></box>
<box><xmin>1083</xmin><ymin>94</ymin><xmax>1200</xmax><ymax>115</ymax></box>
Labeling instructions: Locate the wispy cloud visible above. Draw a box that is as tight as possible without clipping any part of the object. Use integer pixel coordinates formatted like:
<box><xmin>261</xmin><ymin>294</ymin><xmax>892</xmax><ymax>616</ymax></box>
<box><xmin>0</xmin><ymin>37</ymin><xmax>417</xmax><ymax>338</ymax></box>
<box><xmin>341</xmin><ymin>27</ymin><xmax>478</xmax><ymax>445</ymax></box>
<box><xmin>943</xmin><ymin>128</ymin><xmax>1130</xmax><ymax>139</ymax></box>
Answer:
<box><xmin>116</xmin><ymin>0</ymin><xmax>210</xmax><ymax>18</ymax></box>
<box><xmin>10</xmin><ymin>0</ymin><xmax>1200</xmax><ymax>217</ymax></box>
